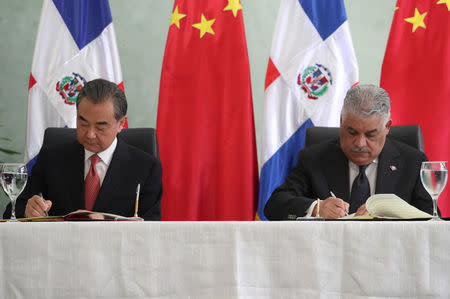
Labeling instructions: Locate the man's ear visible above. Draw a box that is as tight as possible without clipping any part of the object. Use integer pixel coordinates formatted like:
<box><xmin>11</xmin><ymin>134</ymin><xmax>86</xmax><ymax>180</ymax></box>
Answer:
<box><xmin>385</xmin><ymin>119</ymin><xmax>392</xmax><ymax>133</ymax></box>
<box><xmin>117</xmin><ymin>115</ymin><xmax>127</xmax><ymax>133</ymax></box>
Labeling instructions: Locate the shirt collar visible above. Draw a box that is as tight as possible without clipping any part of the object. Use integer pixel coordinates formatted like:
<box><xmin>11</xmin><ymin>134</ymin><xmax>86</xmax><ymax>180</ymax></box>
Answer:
<box><xmin>84</xmin><ymin>138</ymin><xmax>117</xmax><ymax>166</ymax></box>
<box><xmin>349</xmin><ymin>157</ymin><xmax>378</xmax><ymax>169</ymax></box>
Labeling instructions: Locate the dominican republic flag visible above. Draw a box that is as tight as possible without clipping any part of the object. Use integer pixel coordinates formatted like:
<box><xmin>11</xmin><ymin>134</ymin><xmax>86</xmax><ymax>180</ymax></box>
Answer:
<box><xmin>26</xmin><ymin>0</ymin><xmax>124</xmax><ymax>170</ymax></box>
<box><xmin>380</xmin><ymin>0</ymin><xmax>450</xmax><ymax>216</ymax></box>
<box><xmin>258</xmin><ymin>0</ymin><xmax>359</xmax><ymax>220</ymax></box>
<box><xmin>157</xmin><ymin>0</ymin><xmax>258</xmax><ymax>220</ymax></box>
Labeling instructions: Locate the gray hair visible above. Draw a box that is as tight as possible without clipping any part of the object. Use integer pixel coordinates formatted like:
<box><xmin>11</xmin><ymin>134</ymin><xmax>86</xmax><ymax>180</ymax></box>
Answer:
<box><xmin>341</xmin><ymin>84</ymin><xmax>390</xmax><ymax>123</ymax></box>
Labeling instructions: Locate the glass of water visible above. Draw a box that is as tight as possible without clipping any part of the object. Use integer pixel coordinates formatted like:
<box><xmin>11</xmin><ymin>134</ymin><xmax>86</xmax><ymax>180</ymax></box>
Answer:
<box><xmin>1</xmin><ymin>163</ymin><xmax>28</xmax><ymax>222</ymax></box>
<box><xmin>420</xmin><ymin>161</ymin><xmax>447</xmax><ymax>221</ymax></box>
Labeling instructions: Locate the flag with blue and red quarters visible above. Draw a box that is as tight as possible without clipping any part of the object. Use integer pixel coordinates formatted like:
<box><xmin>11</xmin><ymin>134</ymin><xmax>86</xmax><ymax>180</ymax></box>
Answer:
<box><xmin>258</xmin><ymin>0</ymin><xmax>359</xmax><ymax>220</ymax></box>
<box><xmin>26</xmin><ymin>0</ymin><xmax>125</xmax><ymax>171</ymax></box>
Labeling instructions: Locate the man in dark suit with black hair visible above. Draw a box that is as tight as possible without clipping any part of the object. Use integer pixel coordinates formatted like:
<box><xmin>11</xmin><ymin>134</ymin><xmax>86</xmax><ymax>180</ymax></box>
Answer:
<box><xmin>4</xmin><ymin>78</ymin><xmax>162</xmax><ymax>220</ymax></box>
<box><xmin>264</xmin><ymin>84</ymin><xmax>432</xmax><ymax>220</ymax></box>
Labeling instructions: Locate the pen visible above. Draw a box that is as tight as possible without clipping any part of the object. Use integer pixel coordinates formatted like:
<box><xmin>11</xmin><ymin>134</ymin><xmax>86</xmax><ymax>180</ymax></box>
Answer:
<box><xmin>134</xmin><ymin>183</ymin><xmax>140</xmax><ymax>218</ymax></box>
<box><xmin>38</xmin><ymin>192</ymin><xmax>49</xmax><ymax>217</ymax></box>
<box><xmin>330</xmin><ymin>190</ymin><xmax>348</xmax><ymax>216</ymax></box>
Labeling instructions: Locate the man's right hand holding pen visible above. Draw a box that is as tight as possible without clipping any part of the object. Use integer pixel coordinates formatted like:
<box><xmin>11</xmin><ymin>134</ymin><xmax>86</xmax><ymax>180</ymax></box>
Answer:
<box><xmin>312</xmin><ymin>191</ymin><xmax>349</xmax><ymax>219</ymax></box>
<box><xmin>25</xmin><ymin>193</ymin><xmax>52</xmax><ymax>218</ymax></box>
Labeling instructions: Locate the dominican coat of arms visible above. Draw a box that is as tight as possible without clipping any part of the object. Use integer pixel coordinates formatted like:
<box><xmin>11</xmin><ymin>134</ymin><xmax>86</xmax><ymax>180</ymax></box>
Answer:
<box><xmin>298</xmin><ymin>64</ymin><xmax>332</xmax><ymax>100</ymax></box>
<box><xmin>56</xmin><ymin>73</ymin><xmax>87</xmax><ymax>105</ymax></box>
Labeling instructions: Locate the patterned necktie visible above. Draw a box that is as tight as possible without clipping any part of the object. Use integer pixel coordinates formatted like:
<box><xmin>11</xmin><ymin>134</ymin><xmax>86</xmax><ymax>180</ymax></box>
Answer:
<box><xmin>85</xmin><ymin>154</ymin><xmax>100</xmax><ymax>211</ymax></box>
<box><xmin>349</xmin><ymin>164</ymin><xmax>370</xmax><ymax>214</ymax></box>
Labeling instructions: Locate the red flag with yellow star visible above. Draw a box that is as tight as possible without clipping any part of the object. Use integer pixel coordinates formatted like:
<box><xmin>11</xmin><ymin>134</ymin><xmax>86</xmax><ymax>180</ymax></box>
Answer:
<box><xmin>381</xmin><ymin>0</ymin><xmax>450</xmax><ymax>216</ymax></box>
<box><xmin>157</xmin><ymin>0</ymin><xmax>258</xmax><ymax>220</ymax></box>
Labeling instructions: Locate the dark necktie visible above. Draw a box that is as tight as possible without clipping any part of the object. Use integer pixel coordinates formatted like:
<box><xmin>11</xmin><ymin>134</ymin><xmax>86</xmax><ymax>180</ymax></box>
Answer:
<box><xmin>85</xmin><ymin>154</ymin><xmax>100</xmax><ymax>211</ymax></box>
<box><xmin>349</xmin><ymin>164</ymin><xmax>370</xmax><ymax>214</ymax></box>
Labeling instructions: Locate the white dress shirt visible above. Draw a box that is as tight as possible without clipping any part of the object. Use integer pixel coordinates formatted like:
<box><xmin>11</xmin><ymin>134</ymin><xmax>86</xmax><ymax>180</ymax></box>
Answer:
<box><xmin>305</xmin><ymin>158</ymin><xmax>378</xmax><ymax>216</ymax></box>
<box><xmin>84</xmin><ymin>138</ymin><xmax>117</xmax><ymax>185</ymax></box>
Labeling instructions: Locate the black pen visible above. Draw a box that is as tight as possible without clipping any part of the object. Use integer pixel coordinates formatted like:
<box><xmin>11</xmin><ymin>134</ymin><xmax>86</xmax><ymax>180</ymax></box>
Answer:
<box><xmin>38</xmin><ymin>192</ymin><xmax>49</xmax><ymax>217</ymax></box>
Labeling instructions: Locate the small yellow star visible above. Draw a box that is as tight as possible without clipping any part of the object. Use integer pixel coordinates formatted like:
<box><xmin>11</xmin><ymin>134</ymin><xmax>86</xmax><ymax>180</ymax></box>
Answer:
<box><xmin>437</xmin><ymin>0</ymin><xmax>450</xmax><ymax>11</ymax></box>
<box><xmin>170</xmin><ymin>6</ymin><xmax>186</xmax><ymax>29</ymax></box>
<box><xmin>395</xmin><ymin>6</ymin><xmax>399</xmax><ymax>11</ymax></box>
<box><xmin>224</xmin><ymin>0</ymin><xmax>242</xmax><ymax>18</ymax></box>
<box><xmin>404</xmin><ymin>8</ymin><xmax>427</xmax><ymax>32</ymax></box>
<box><xmin>192</xmin><ymin>14</ymin><xmax>215</xmax><ymax>38</ymax></box>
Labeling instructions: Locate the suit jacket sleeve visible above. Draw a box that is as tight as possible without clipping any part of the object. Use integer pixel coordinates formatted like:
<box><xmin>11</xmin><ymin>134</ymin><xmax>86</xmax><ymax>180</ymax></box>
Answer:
<box><xmin>138</xmin><ymin>157</ymin><xmax>163</xmax><ymax>221</ymax></box>
<box><xmin>264</xmin><ymin>148</ymin><xmax>317</xmax><ymax>220</ymax></box>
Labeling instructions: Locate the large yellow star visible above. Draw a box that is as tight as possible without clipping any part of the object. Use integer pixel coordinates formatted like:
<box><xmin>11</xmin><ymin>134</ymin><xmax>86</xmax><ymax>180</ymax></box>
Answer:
<box><xmin>437</xmin><ymin>0</ymin><xmax>450</xmax><ymax>11</ymax></box>
<box><xmin>170</xmin><ymin>6</ymin><xmax>186</xmax><ymax>29</ymax></box>
<box><xmin>192</xmin><ymin>14</ymin><xmax>215</xmax><ymax>38</ymax></box>
<box><xmin>404</xmin><ymin>8</ymin><xmax>427</xmax><ymax>32</ymax></box>
<box><xmin>224</xmin><ymin>0</ymin><xmax>242</xmax><ymax>18</ymax></box>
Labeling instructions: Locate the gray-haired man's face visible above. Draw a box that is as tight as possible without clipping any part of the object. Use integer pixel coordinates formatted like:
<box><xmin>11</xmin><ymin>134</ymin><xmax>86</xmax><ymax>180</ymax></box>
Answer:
<box><xmin>339</xmin><ymin>113</ymin><xmax>392</xmax><ymax>166</ymax></box>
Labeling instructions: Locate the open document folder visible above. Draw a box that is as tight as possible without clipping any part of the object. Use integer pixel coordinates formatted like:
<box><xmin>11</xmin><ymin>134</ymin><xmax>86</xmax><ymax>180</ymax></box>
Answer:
<box><xmin>343</xmin><ymin>194</ymin><xmax>432</xmax><ymax>220</ymax></box>
<box><xmin>1</xmin><ymin>210</ymin><xmax>143</xmax><ymax>222</ymax></box>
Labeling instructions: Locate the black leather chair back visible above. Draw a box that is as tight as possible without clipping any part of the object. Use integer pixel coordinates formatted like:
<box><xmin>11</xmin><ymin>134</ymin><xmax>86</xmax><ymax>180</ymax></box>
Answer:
<box><xmin>305</xmin><ymin>125</ymin><xmax>425</xmax><ymax>152</ymax></box>
<box><xmin>42</xmin><ymin>127</ymin><xmax>159</xmax><ymax>158</ymax></box>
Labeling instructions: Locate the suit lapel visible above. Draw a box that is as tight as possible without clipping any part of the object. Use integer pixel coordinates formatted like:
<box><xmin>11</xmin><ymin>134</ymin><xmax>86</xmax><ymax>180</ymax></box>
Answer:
<box><xmin>375</xmin><ymin>138</ymin><xmax>401</xmax><ymax>194</ymax></box>
<box><xmin>94</xmin><ymin>139</ymin><xmax>129</xmax><ymax>211</ymax></box>
<box><xmin>323</xmin><ymin>140</ymin><xmax>350</xmax><ymax>202</ymax></box>
<box><xmin>69</xmin><ymin>141</ymin><xmax>85</xmax><ymax>210</ymax></box>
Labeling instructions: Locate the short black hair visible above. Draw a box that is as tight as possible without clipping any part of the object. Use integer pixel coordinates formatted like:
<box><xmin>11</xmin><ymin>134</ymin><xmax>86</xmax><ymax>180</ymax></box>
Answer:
<box><xmin>76</xmin><ymin>78</ymin><xmax>127</xmax><ymax>120</ymax></box>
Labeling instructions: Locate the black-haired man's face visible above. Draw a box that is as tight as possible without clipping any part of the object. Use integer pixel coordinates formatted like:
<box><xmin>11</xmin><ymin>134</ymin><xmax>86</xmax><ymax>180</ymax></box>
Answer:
<box><xmin>76</xmin><ymin>97</ymin><xmax>126</xmax><ymax>153</ymax></box>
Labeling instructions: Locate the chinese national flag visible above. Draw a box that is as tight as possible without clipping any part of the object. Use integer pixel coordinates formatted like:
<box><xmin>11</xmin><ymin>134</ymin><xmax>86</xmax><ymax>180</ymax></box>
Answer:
<box><xmin>157</xmin><ymin>0</ymin><xmax>258</xmax><ymax>220</ymax></box>
<box><xmin>380</xmin><ymin>0</ymin><xmax>450</xmax><ymax>216</ymax></box>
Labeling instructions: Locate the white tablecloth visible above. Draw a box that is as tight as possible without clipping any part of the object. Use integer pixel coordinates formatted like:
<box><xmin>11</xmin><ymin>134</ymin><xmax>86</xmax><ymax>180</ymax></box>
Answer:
<box><xmin>1</xmin><ymin>221</ymin><xmax>449</xmax><ymax>298</ymax></box>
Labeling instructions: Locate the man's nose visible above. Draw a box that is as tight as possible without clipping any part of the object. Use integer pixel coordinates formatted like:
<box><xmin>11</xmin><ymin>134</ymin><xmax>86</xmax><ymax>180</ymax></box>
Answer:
<box><xmin>354</xmin><ymin>134</ymin><xmax>367</xmax><ymax>147</ymax></box>
<box><xmin>86</xmin><ymin>127</ymin><xmax>96</xmax><ymax>139</ymax></box>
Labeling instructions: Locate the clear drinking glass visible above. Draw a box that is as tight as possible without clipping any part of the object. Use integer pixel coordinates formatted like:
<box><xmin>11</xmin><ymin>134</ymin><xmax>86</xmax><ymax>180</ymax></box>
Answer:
<box><xmin>1</xmin><ymin>163</ymin><xmax>28</xmax><ymax>222</ymax></box>
<box><xmin>420</xmin><ymin>161</ymin><xmax>448</xmax><ymax>221</ymax></box>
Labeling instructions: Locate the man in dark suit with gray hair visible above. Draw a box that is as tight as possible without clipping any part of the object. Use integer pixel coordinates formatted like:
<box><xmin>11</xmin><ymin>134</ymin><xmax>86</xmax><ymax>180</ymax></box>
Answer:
<box><xmin>264</xmin><ymin>84</ymin><xmax>432</xmax><ymax>220</ymax></box>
